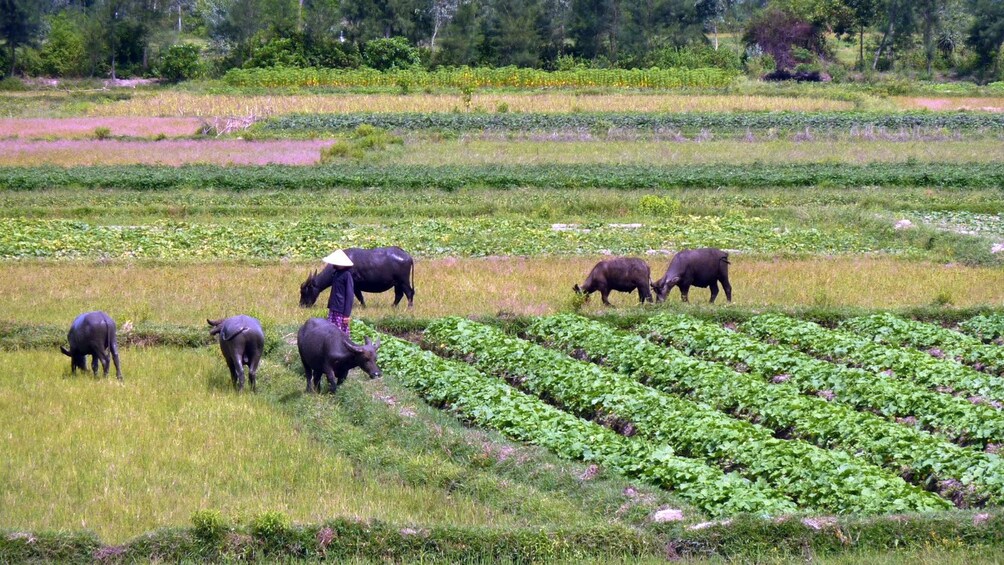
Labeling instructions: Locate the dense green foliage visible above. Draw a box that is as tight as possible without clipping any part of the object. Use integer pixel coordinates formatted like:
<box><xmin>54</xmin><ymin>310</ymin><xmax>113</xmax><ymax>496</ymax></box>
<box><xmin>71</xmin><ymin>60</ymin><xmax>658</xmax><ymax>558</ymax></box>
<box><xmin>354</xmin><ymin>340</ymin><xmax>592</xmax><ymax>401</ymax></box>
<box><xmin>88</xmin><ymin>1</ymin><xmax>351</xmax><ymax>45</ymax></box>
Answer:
<box><xmin>743</xmin><ymin>314</ymin><xmax>1004</xmax><ymax>405</ymax></box>
<box><xmin>4</xmin><ymin>163</ymin><xmax>1004</xmax><ymax>192</ymax></box>
<box><xmin>263</xmin><ymin>111</ymin><xmax>1004</xmax><ymax>133</ymax></box>
<box><xmin>223</xmin><ymin>66</ymin><xmax>737</xmax><ymax>89</ymax></box>
<box><xmin>424</xmin><ymin>317</ymin><xmax>950</xmax><ymax>514</ymax></box>
<box><xmin>639</xmin><ymin>314</ymin><xmax>1004</xmax><ymax>448</ymax></box>
<box><xmin>0</xmin><ymin>214</ymin><xmax>877</xmax><ymax>260</ymax></box>
<box><xmin>353</xmin><ymin>324</ymin><xmax>798</xmax><ymax>516</ymax></box>
<box><xmin>528</xmin><ymin>314</ymin><xmax>1004</xmax><ymax>506</ymax></box>
<box><xmin>841</xmin><ymin>313</ymin><xmax>1004</xmax><ymax>376</ymax></box>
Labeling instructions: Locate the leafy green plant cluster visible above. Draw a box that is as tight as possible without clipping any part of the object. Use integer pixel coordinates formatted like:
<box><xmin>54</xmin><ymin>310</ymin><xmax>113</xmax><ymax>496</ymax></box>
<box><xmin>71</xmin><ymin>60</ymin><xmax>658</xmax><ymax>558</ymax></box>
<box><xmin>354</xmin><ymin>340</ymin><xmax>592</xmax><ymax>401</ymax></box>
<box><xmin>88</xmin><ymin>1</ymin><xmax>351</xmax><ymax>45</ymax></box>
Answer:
<box><xmin>742</xmin><ymin>314</ymin><xmax>1004</xmax><ymax>407</ymax></box>
<box><xmin>528</xmin><ymin>314</ymin><xmax>1004</xmax><ymax>506</ymax></box>
<box><xmin>639</xmin><ymin>314</ymin><xmax>1004</xmax><ymax>449</ymax></box>
<box><xmin>321</xmin><ymin>124</ymin><xmax>404</xmax><ymax>161</ymax></box>
<box><xmin>961</xmin><ymin>314</ymin><xmax>1004</xmax><ymax>343</ymax></box>
<box><xmin>423</xmin><ymin>317</ymin><xmax>948</xmax><ymax>515</ymax></box>
<box><xmin>264</xmin><ymin>111</ymin><xmax>1004</xmax><ymax>133</ymax></box>
<box><xmin>351</xmin><ymin>323</ymin><xmax>796</xmax><ymax>516</ymax></box>
<box><xmin>841</xmin><ymin>313</ymin><xmax>1004</xmax><ymax>376</ymax></box>
<box><xmin>0</xmin><ymin>215</ymin><xmax>878</xmax><ymax>260</ymax></box>
<box><xmin>4</xmin><ymin>163</ymin><xmax>1004</xmax><ymax>191</ymax></box>
<box><xmin>637</xmin><ymin>195</ymin><xmax>681</xmax><ymax>216</ymax></box>
<box><xmin>223</xmin><ymin>66</ymin><xmax>738</xmax><ymax>89</ymax></box>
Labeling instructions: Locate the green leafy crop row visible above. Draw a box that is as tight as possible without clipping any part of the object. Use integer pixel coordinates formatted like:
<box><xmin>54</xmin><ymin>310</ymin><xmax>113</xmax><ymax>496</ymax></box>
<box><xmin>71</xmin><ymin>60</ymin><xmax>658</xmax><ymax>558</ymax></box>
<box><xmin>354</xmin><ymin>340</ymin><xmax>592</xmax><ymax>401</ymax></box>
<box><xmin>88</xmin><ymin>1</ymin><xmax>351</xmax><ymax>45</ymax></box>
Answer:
<box><xmin>424</xmin><ymin>317</ymin><xmax>949</xmax><ymax>515</ymax></box>
<box><xmin>0</xmin><ymin>216</ymin><xmax>878</xmax><ymax>260</ymax></box>
<box><xmin>639</xmin><ymin>314</ymin><xmax>1004</xmax><ymax>449</ymax></box>
<box><xmin>223</xmin><ymin>66</ymin><xmax>738</xmax><ymax>89</ymax></box>
<box><xmin>526</xmin><ymin>314</ymin><xmax>1003</xmax><ymax>506</ymax></box>
<box><xmin>3</xmin><ymin>163</ymin><xmax>1004</xmax><ymax>191</ymax></box>
<box><xmin>842</xmin><ymin>314</ymin><xmax>1004</xmax><ymax>377</ymax></box>
<box><xmin>264</xmin><ymin>111</ymin><xmax>1004</xmax><ymax>133</ymax></box>
<box><xmin>743</xmin><ymin>314</ymin><xmax>1004</xmax><ymax>407</ymax></box>
<box><xmin>961</xmin><ymin>314</ymin><xmax>1004</xmax><ymax>343</ymax></box>
<box><xmin>350</xmin><ymin>323</ymin><xmax>797</xmax><ymax>517</ymax></box>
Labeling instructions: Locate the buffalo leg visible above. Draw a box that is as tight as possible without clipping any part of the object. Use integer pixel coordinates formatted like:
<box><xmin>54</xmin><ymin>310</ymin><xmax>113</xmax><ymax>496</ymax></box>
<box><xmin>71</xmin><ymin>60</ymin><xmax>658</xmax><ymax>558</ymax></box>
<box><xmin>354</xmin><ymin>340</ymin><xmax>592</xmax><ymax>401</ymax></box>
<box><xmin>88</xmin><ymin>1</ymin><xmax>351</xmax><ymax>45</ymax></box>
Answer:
<box><xmin>680</xmin><ymin>285</ymin><xmax>690</xmax><ymax>303</ymax></box>
<box><xmin>354</xmin><ymin>289</ymin><xmax>367</xmax><ymax>308</ymax></box>
<box><xmin>601</xmin><ymin>290</ymin><xmax>612</xmax><ymax>307</ymax></box>
<box><xmin>302</xmin><ymin>361</ymin><xmax>315</xmax><ymax>393</ymax></box>
<box><xmin>722</xmin><ymin>278</ymin><xmax>733</xmax><ymax>303</ymax></box>
<box><xmin>392</xmin><ymin>286</ymin><xmax>404</xmax><ymax>307</ymax></box>
<box><xmin>405</xmin><ymin>285</ymin><xmax>415</xmax><ymax>308</ymax></box>
<box><xmin>91</xmin><ymin>355</ymin><xmax>100</xmax><ymax>376</ymax></box>
<box><xmin>335</xmin><ymin>367</ymin><xmax>349</xmax><ymax>386</ymax></box>
<box><xmin>637</xmin><ymin>286</ymin><xmax>651</xmax><ymax>303</ymax></box>
<box><xmin>248</xmin><ymin>356</ymin><xmax>260</xmax><ymax>393</ymax></box>
<box><xmin>709</xmin><ymin>282</ymin><xmax>720</xmax><ymax>304</ymax></box>
<box><xmin>110</xmin><ymin>342</ymin><xmax>122</xmax><ymax>381</ymax></box>
<box><xmin>232</xmin><ymin>355</ymin><xmax>246</xmax><ymax>392</ymax></box>
<box><xmin>324</xmin><ymin>367</ymin><xmax>339</xmax><ymax>393</ymax></box>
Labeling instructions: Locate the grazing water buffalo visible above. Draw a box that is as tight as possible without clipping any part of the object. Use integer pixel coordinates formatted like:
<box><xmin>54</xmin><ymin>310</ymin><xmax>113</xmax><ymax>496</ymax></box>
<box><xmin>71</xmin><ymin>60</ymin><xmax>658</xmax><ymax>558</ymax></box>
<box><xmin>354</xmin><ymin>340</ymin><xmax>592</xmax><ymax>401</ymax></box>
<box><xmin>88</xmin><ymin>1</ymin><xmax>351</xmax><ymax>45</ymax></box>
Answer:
<box><xmin>207</xmin><ymin>315</ymin><xmax>264</xmax><ymax>392</ymax></box>
<box><xmin>61</xmin><ymin>311</ymin><xmax>122</xmax><ymax>380</ymax></box>
<box><xmin>297</xmin><ymin>318</ymin><xmax>381</xmax><ymax>394</ymax></box>
<box><xmin>300</xmin><ymin>246</ymin><xmax>415</xmax><ymax>309</ymax></box>
<box><xmin>652</xmin><ymin>248</ymin><xmax>732</xmax><ymax>303</ymax></box>
<box><xmin>573</xmin><ymin>257</ymin><xmax>653</xmax><ymax>306</ymax></box>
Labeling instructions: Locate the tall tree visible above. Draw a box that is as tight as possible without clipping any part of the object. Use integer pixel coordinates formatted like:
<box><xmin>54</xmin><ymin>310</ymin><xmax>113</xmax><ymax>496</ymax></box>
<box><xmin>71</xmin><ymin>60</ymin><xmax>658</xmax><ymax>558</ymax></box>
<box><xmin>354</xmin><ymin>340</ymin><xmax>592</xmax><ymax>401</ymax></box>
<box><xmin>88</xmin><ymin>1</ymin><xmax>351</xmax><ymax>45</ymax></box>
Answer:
<box><xmin>967</xmin><ymin>0</ymin><xmax>1004</xmax><ymax>79</ymax></box>
<box><xmin>567</xmin><ymin>0</ymin><xmax>611</xmax><ymax>60</ymax></box>
<box><xmin>0</xmin><ymin>0</ymin><xmax>42</xmax><ymax>75</ymax></box>
<box><xmin>435</xmin><ymin>0</ymin><xmax>481</xmax><ymax>64</ymax></box>
<box><xmin>842</xmin><ymin>0</ymin><xmax>878</xmax><ymax>69</ymax></box>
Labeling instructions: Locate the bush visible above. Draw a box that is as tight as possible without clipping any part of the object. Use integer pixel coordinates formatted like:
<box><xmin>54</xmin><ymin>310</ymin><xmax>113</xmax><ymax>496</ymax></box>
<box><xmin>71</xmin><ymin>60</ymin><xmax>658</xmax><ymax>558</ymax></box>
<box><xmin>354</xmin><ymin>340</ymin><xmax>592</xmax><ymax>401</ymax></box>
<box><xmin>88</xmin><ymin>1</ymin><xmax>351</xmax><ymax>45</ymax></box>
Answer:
<box><xmin>37</xmin><ymin>12</ymin><xmax>89</xmax><ymax>77</ymax></box>
<box><xmin>244</xmin><ymin>37</ymin><xmax>308</xmax><ymax>69</ymax></box>
<box><xmin>654</xmin><ymin>45</ymin><xmax>742</xmax><ymax>72</ymax></box>
<box><xmin>191</xmin><ymin>509</ymin><xmax>228</xmax><ymax>543</ymax></box>
<box><xmin>638</xmin><ymin>195</ymin><xmax>681</xmax><ymax>216</ymax></box>
<box><xmin>158</xmin><ymin>44</ymin><xmax>202</xmax><ymax>83</ymax></box>
<box><xmin>743</xmin><ymin>8</ymin><xmax>826</xmax><ymax>71</ymax></box>
<box><xmin>363</xmin><ymin>37</ymin><xmax>421</xmax><ymax>71</ymax></box>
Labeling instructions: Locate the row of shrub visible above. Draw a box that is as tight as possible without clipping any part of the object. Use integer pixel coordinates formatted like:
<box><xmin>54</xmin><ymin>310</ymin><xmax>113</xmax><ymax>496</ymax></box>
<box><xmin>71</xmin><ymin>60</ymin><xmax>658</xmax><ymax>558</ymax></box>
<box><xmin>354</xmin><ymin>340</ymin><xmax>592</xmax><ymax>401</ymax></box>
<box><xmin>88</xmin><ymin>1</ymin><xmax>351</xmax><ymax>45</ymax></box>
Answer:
<box><xmin>7</xmin><ymin>511</ymin><xmax>1004</xmax><ymax>563</ymax></box>
<box><xmin>263</xmin><ymin>111</ymin><xmax>1004</xmax><ymax>133</ymax></box>
<box><xmin>2</xmin><ymin>163</ymin><xmax>1004</xmax><ymax>191</ymax></box>
<box><xmin>223</xmin><ymin>65</ymin><xmax>738</xmax><ymax>89</ymax></box>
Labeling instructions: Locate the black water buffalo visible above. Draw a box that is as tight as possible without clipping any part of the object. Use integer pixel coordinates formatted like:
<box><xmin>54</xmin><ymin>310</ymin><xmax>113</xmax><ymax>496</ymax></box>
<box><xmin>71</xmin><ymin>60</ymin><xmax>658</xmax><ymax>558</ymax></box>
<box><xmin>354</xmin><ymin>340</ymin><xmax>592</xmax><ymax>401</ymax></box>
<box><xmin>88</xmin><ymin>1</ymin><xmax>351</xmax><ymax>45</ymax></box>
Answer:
<box><xmin>573</xmin><ymin>257</ymin><xmax>653</xmax><ymax>306</ymax></box>
<box><xmin>207</xmin><ymin>315</ymin><xmax>264</xmax><ymax>392</ymax></box>
<box><xmin>61</xmin><ymin>311</ymin><xmax>122</xmax><ymax>380</ymax></box>
<box><xmin>300</xmin><ymin>246</ymin><xmax>415</xmax><ymax>309</ymax></box>
<box><xmin>297</xmin><ymin>318</ymin><xmax>382</xmax><ymax>393</ymax></box>
<box><xmin>652</xmin><ymin>248</ymin><xmax>732</xmax><ymax>303</ymax></box>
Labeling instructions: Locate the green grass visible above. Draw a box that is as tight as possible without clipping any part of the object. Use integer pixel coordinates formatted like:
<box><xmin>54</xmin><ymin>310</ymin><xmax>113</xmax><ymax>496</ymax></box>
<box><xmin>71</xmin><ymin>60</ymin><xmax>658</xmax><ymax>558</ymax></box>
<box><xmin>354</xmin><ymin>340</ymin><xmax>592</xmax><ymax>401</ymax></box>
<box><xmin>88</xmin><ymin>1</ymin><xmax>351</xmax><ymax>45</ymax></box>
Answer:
<box><xmin>0</xmin><ymin>348</ymin><xmax>526</xmax><ymax>542</ymax></box>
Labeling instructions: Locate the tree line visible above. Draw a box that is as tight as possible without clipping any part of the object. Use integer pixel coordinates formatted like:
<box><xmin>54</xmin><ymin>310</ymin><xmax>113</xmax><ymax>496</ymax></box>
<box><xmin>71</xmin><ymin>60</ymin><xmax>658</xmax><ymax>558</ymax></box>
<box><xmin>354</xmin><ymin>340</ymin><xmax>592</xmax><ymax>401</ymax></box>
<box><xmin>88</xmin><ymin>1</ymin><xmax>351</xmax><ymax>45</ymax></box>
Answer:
<box><xmin>1</xmin><ymin>0</ymin><xmax>1002</xmax><ymax>82</ymax></box>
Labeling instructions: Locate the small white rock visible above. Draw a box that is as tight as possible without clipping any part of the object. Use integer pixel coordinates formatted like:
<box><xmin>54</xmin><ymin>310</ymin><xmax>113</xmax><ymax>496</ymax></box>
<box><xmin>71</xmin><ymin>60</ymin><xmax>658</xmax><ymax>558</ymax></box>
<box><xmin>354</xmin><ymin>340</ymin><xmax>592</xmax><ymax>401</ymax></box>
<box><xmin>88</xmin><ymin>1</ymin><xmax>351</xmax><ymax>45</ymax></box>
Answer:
<box><xmin>651</xmin><ymin>508</ymin><xmax>685</xmax><ymax>523</ymax></box>
<box><xmin>894</xmin><ymin>219</ymin><xmax>914</xmax><ymax>230</ymax></box>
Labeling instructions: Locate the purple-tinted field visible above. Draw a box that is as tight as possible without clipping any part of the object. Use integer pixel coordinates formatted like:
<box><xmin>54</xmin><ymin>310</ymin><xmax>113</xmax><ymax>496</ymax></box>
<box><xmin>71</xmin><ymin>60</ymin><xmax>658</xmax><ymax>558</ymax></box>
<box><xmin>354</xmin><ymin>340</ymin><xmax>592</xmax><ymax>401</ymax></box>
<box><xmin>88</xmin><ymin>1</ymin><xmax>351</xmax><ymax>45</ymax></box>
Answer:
<box><xmin>0</xmin><ymin>139</ymin><xmax>333</xmax><ymax>166</ymax></box>
<box><xmin>0</xmin><ymin>117</ymin><xmax>204</xmax><ymax>139</ymax></box>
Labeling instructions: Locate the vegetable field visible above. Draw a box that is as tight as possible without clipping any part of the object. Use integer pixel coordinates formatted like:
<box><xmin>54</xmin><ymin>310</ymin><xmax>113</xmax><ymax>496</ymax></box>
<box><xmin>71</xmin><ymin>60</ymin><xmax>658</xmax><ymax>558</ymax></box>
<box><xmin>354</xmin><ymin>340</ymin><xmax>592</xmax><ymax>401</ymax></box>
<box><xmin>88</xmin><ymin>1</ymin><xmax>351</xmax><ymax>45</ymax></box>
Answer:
<box><xmin>352</xmin><ymin>312</ymin><xmax>1004</xmax><ymax>516</ymax></box>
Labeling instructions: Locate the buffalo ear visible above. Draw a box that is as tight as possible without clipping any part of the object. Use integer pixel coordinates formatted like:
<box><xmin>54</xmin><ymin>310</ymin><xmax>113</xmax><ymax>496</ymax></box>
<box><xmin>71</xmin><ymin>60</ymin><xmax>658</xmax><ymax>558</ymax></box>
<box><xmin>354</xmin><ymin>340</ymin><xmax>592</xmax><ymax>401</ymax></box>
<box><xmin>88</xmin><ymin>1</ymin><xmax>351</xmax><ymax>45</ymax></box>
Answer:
<box><xmin>572</xmin><ymin>284</ymin><xmax>581</xmax><ymax>293</ymax></box>
<box><xmin>364</xmin><ymin>337</ymin><xmax>372</xmax><ymax>347</ymax></box>
<box><xmin>207</xmin><ymin>318</ymin><xmax>222</xmax><ymax>326</ymax></box>
<box><xmin>374</xmin><ymin>338</ymin><xmax>381</xmax><ymax>350</ymax></box>
<box><xmin>60</xmin><ymin>346</ymin><xmax>71</xmax><ymax>357</ymax></box>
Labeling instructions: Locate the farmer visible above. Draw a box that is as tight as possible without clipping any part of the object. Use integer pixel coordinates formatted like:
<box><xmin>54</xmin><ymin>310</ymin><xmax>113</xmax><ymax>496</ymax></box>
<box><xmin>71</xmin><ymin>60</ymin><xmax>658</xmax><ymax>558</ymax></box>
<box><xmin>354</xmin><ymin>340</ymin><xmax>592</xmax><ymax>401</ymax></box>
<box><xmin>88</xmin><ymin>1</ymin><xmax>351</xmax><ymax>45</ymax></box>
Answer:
<box><xmin>314</xmin><ymin>249</ymin><xmax>355</xmax><ymax>334</ymax></box>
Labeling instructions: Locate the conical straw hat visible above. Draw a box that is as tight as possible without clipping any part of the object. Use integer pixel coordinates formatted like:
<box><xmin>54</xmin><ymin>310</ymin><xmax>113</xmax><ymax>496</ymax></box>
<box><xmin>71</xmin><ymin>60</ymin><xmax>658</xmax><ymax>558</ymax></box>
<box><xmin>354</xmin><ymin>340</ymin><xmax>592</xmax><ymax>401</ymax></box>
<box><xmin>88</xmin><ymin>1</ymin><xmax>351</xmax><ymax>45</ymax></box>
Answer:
<box><xmin>322</xmin><ymin>249</ymin><xmax>354</xmax><ymax>267</ymax></box>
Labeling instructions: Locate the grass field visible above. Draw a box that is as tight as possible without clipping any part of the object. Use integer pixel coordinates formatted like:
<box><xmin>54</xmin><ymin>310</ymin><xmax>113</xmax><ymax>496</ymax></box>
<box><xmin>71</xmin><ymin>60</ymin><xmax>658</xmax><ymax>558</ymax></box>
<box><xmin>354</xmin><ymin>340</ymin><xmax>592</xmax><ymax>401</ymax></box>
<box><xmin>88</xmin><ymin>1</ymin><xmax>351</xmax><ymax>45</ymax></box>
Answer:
<box><xmin>0</xmin><ymin>349</ymin><xmax>513</xmax><ymax>541</ymax></box>
<box><xmin>1</xmin><ymin>256</ymin><xmax>1001</xmax><ymax>327</ymax></box>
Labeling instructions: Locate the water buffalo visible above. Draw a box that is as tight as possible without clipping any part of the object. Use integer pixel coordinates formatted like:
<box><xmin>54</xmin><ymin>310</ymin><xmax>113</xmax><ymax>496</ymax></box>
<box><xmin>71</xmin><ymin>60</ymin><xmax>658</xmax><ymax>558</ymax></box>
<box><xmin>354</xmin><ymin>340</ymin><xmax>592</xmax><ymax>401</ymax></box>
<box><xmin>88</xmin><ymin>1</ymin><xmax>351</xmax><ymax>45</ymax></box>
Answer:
<box><xmin>207</xmin><ymin>315</ymin><xmax>264</xmax><ymax>392</ymax></box>
<box><xmin>61</xmin><ymin>311</ymin><xmax>122</xmax><ymax>380</ymax></box>
<box><xmin>300</xmin><ymin>246</ymin><xmax>415</xmax><ymax>309</ymax></box>
<box><xmin>297</xmin><ymin>318</ymin><xmax>382</xmax><ymax>394</ymax></box>
<box><xmin>573</xmin><ymin>257</ymin><xmax>653</xmax><ymax>306</ymax></box>
<box><xmin>652</xmin><ymin>248</ymin><xmax>732</xmax><ymax>303</ymax></box>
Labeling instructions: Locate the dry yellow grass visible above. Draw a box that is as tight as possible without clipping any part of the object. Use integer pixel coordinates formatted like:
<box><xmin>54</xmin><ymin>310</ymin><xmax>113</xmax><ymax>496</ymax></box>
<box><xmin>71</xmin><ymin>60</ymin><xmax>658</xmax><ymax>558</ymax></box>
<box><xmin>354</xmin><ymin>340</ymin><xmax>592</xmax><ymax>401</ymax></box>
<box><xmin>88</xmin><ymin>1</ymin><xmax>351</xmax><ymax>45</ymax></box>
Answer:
<box><xmin>893</xmin><ymin>97</ymin><xmax>1004</xmax><ymax>112</ymax></box>
<box><xmin>2</xmin><ymin>256</ymin><xmax>1001</xmax><ymax>326</ymax></box>
<box><xmin>87</xmin><ymin>92</ymin><xmax>855</xmax><ymax>117</ymax></box>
